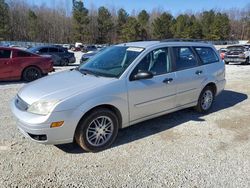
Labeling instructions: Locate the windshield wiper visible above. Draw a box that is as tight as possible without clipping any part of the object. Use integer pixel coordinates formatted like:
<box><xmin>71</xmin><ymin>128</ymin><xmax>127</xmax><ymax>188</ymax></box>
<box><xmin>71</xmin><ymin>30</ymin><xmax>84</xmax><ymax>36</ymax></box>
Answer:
<box><xmin>79</xmin><ymin>68</ymin><xmax>99</xmax><ymax>77</ymax></box>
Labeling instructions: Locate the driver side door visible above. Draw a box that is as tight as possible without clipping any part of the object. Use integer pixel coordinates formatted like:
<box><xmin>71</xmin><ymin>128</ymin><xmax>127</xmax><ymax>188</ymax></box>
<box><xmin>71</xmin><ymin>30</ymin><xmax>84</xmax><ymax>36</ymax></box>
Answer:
<box><xmin>127</xmin><ymin>47</ymin><xmax>177</xmax><ymax>123</ymax></box>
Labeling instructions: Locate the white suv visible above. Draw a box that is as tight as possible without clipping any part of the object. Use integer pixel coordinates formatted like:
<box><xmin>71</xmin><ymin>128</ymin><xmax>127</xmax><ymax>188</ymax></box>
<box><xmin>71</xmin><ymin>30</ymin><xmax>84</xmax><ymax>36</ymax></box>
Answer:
<box><xmin>11</xmin><ymin>41</ymin><xmax>226</xmax><ymax>152</ymax></box>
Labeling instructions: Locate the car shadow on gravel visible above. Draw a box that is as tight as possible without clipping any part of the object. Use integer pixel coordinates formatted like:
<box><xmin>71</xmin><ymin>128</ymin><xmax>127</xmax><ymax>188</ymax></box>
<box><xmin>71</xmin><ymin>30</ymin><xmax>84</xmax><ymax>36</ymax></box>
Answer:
<box><xmin>0</xmin><ymin>81</ymin><xmax>26</xmax><ymax>85</ymax></box>
<box><xmin>56</xmin><ymin>89</ymin><xmax>248</xmax><ymax>153</ymax></box>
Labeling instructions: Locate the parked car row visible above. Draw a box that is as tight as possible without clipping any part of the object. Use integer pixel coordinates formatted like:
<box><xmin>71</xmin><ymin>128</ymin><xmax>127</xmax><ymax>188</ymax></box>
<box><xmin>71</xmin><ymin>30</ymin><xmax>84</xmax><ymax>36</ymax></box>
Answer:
<box><xmin>218</xmin><ymin>44</ymin><xmax>250</xmax><ymax>65</ymax></box>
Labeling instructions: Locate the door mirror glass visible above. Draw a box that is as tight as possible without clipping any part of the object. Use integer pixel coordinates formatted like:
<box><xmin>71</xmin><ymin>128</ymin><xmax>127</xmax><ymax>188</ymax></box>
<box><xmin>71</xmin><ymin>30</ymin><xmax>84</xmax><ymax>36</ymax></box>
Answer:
<box><xmin>132</xmin><ymin>71</ymin><xmax>154</xmax><ymax>81</ymax></box>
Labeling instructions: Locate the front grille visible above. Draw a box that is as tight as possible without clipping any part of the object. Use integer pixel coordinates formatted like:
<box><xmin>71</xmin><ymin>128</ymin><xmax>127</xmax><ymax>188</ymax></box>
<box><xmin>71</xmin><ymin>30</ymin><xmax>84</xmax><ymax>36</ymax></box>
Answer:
<box><xmin>28</xmin><ymin>133</ymin><xmax>47</xmax><ymax>141</ymax></box>
<box><xmin>15</xmin><ymin>95</ymin><xmax>29</xmax><ymax>111</ymax></box>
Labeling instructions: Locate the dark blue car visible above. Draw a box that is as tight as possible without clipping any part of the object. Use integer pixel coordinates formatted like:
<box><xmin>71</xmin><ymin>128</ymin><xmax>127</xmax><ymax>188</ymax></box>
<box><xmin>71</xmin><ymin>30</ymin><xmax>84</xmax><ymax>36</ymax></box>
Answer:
<box><xmin>29</xmin><ymin>45</ymin><xmax>76</xmax><ymax>66</ymax></box>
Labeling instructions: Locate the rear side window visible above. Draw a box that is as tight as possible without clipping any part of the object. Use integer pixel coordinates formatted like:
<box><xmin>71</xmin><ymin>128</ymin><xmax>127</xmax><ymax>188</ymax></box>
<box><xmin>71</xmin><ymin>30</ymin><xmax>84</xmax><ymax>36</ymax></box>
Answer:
<box><xmin>0</xmin><ymin>50</ymin><xmax>11</xmax><ymax>58</ymax></box>
<box><xmin>195</xmin><ymin>47</ymin><xmax>219</xmax><ymax>64</ymax></box>
<box><xmin>17</xmin><ymin>51</ymin><xmax>32</xmax><ymax>57</ymax></box>
<box><xmin>58</xmin><ymin>48</ymin><xmax>65</xmax><ymax>52</ymax></box>
<box><xmin>173</xmin><ymin>47</ymin><xmax>198</xmax><ymax>70</ymax></box>
<box><xmin>49</xmin><ymin>48</ymin><xmax>58</xmax><ymax>53</ymax></box>
<box><xmin>39</xmin><ymin>48</ymin><xmax>49</xmax><ymax>53</ymax></box>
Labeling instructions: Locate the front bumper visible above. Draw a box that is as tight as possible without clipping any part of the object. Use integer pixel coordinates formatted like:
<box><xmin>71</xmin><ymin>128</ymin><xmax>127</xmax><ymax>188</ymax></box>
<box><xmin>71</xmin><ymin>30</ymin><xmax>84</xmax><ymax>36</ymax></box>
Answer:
<box><xmin>224</xmin><ymin>57</ymin><xmax>246</xmax><ymax>62</ymax></box>
<box><xmin>10</xmin><ymin>99</ymin><xmax>76</xmax><ymax>145</ymax></box>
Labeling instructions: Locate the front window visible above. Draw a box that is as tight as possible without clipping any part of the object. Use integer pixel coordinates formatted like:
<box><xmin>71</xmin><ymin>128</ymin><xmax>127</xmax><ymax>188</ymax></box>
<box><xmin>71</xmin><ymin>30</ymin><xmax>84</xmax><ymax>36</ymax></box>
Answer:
<box><xmin>130</xmin><ymin>48</ymin><xmax>171</xmax><ymax>77</ymax></box>
<box><xmin>79</xmin><ymin>46</ymin><xmax>144</xmax><ymax>78</ymax></box>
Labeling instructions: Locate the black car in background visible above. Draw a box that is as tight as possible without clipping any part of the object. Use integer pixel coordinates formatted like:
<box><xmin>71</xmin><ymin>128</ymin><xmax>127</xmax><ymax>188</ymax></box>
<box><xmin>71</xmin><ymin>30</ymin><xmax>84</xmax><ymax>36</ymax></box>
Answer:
<box><xmin>29</xmin><ymin>46</ymin><xmax>76</xmax><ymax>66</ymax></box>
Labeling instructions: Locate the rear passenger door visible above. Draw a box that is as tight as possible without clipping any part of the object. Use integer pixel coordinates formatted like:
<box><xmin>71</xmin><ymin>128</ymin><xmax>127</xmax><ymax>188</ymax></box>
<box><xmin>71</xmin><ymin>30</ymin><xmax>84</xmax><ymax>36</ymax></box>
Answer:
<box><xmin>173</xmin><ymin>46</ymin><xmax>206</xmax><ymax>107</ymax></box>
<box><xmin>0</xmin><ymin>49</ymin><xmax>12</xmax><ymax>80</ymax></box>
<box><xmin>194</xmin><ymin>46</ymin><xmax>223</xmax><ymax>88</ymax></box>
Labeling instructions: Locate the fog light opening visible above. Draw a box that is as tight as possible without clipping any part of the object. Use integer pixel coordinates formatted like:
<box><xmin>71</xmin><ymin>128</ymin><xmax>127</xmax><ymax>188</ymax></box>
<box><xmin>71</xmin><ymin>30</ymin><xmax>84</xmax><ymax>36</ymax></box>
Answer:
<box><xmin>50</xmin><ymin>121</ymin><xmax>64</xmax><ymax>128</ymax></box>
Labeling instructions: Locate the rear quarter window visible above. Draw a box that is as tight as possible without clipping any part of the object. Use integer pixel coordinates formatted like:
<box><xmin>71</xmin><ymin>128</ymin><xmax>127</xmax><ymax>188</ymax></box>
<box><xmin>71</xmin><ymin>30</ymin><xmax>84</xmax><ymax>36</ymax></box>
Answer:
<box><xmin>195</xmin><ymin>47</ymin><xmax>219</xmax><ymax>64</ymax></box>
<box><xmin>0</xmin><ymin>50</ymin><xmax>11</xmax><ymax>58</ymax></box>
<box><xmin>39</xmin><ymin>48</ymin><xmax>49</xmax><ymax>53</ymax></box>
<box><xmin>16</xmin><ymin>51</ymin><xmax>33</xmax><ymax>57</ymax></box>
<box><xmin>49</xmin><ymin>48</ymin><xmax>59</xmax><ymax>53</ymax></box>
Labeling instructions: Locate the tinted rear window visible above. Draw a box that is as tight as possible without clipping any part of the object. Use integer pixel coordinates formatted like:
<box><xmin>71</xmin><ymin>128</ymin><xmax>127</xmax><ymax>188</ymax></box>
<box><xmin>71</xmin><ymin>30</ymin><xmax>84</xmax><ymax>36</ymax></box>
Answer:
<box><xmin>39</xmin><ymin>48</ymin><xmax>49</xmax><ymax>53</ymax></box>
<box><xmin>17</xmin><ymin>51</ymin><xmax>32</xmax><ymax>57</ymax></box>
<box><xmin>49</xmin><ymin>48</ymin><xmax>58</xmax><ymax>53</ymax></box>
<box><xmin>0</xmin><ymin>50</ymin><xmax>11</xmax><ymax>58</ymax></box>
<box><xmin>58</xmin><ymin>48</ymin><xmax>65</xmax><ymax>52</ymax></box>
<box><xmin>195</xmin><ymin>47</ymin><xmax>219</xmax><ymax>64</ymax></box>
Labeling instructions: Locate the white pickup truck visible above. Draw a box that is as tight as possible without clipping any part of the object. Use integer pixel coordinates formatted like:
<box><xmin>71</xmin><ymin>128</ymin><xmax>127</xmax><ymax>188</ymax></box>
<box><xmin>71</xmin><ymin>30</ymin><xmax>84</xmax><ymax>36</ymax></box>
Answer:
<box><xmin>224</xmin><ymin>45</ymin><xmax>250</xmax><ymax>65</ymax></box>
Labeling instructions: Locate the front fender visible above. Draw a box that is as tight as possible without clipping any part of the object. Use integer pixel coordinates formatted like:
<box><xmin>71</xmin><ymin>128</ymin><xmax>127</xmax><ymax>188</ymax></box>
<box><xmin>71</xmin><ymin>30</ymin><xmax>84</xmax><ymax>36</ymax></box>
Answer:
<box><xmin>72</xmin><ymin>95</ymin><xmax>129</xmax><ymax>129</ymax></box>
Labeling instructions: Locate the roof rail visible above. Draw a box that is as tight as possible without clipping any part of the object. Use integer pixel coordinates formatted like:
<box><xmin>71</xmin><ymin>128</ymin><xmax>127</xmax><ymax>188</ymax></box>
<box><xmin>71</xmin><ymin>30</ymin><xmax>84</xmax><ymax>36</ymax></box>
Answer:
<box><xmin>161</xmin><ymin>38</ymin><xmax>209</xmax><ymax>43</ymax></box>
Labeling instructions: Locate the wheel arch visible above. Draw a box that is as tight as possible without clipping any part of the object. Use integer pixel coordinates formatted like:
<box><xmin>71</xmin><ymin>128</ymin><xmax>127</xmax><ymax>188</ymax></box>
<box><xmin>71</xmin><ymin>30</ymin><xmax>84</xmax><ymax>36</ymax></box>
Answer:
<box><xmin>203</xmin><ymin>82</ymin><xmax>217</xmax><ymax>96</ymax></box>
<box><xmin>75</xmin><ymin>104</ymin><xmax>123</xmax><ymax>132</ymax></box>
<box><xmin>21</xmin><ymin>65</ymin><xmax>43</xmax><ymax>79</ymax></box>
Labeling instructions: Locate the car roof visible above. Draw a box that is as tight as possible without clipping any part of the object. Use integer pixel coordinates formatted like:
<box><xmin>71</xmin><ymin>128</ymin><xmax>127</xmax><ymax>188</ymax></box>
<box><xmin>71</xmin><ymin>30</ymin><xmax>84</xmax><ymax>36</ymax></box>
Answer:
<box><xmin>32</xmin><ymin>45</ymin><xmax>63</xmax><ymax>49</ymax></box>
<box><xmin>0</xmin><ymin>46</ymin><xmax>20</xmax><ymax>50</ymax></box>
<box><xmin>117</xmin><ymin>41</ymin><xmax>213</xmax><ymax>49</ymax></box>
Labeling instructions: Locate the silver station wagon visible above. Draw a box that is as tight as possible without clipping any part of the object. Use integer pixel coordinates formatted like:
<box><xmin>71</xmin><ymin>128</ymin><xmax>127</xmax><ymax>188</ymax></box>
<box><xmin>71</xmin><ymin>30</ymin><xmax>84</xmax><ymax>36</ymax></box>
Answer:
<box><xmin>11</xmin><ymin>40</ymin><xmax>226</xmax><ymax>152</ymax></box>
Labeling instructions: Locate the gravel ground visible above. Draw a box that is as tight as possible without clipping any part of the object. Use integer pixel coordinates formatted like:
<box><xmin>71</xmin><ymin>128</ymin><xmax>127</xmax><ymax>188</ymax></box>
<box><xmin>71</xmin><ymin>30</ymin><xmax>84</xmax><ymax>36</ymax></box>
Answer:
<box><xmin>0</xmin><ymin>64</ymin><xmax>250</xmax><ymax>188</ymax></box>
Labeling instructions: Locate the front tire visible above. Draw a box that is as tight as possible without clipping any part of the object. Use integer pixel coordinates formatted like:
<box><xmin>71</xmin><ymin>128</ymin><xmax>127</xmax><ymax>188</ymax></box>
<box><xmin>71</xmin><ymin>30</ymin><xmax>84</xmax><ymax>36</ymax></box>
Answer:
<box><xmin>22</xmin><ymin>67</ymin><xmax>42</xmax><ymax>82</ymax></box>
<box><xmin>75</xmin><ymin>108</ymin><xmax>119</xmax><ymax>152</ymax></box>
<box><xmin>195</xmin><ymin>86</ymin><xmax>215</xmax><ymax>113</ymax></box>
<box><xmin>244</xmin><ymin>58</ymin><xmax>249</xmax><ymax>65</ymax></box>
<box><xmin>60</xmin><ymin>59</ymin><xmax>69</xmax><ymax>66</ymax></box>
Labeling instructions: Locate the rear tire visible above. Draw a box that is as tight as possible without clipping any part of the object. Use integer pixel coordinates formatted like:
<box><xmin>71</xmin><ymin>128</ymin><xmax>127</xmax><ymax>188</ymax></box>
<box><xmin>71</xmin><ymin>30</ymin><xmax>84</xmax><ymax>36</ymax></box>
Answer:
<box><xmin>22</xmin><ymin>67</ymin><xmax>42</xmax><ymax>82</ymax></box>
<box><xmin>195</xmin><ymin>86</ymin><xmax>215</xmax><ymax>113</ymax></box>
<box><xmin>60</xmin><ymin>59</ymin><xmax>69</xmax><ymax>66</ymax></box>
<box><xmin>75</xmin><ymin>108</ymin><xmax>119</xmax><ymax>152</ymax></box>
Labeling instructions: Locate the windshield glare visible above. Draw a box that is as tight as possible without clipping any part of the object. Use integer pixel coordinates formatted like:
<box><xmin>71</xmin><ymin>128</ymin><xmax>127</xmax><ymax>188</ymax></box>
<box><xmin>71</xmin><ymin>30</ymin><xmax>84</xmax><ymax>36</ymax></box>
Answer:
<box><xmin>227</xmin><ymin>46</ymin><xmax>245</xmax><ymax>51</ymax></box>
<box><xmin>79</xmin><ymin>46</ymin><xmax>144</xmax><ymax>78</ymax></box>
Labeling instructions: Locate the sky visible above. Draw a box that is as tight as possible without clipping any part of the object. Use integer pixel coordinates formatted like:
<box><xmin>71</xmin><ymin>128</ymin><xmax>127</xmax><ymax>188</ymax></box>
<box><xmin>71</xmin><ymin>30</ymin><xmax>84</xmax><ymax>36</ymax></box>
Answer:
<box><xmin>27</xmin><ymin>0</ymin><xmax>250</xmax><ymax>16</ymax></box>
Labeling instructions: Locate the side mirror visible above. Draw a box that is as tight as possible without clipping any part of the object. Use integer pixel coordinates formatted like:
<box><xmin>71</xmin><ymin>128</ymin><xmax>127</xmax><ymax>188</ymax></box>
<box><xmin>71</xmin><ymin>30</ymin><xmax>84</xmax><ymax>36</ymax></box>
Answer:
<box><xmin>132</xmin><ymin>71</ymin><xmax>154</xmax><ymax>81</ymax></box>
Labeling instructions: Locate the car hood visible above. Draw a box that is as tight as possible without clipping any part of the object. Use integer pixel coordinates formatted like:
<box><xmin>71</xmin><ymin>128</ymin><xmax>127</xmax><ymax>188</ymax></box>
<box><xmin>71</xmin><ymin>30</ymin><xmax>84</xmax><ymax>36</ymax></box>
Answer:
<box><xmin>18</xmin><ymin>70</ymin><xmax>116</xmax><ymax>105</ymax></box>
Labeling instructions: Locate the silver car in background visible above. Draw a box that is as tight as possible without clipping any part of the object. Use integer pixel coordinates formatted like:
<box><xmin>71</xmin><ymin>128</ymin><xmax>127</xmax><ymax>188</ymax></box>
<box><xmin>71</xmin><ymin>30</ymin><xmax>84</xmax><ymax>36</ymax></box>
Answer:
<box><xmin>11</xmin><ymin>41</ymin><xmax>226</xmax><ymax>152</ymax></box>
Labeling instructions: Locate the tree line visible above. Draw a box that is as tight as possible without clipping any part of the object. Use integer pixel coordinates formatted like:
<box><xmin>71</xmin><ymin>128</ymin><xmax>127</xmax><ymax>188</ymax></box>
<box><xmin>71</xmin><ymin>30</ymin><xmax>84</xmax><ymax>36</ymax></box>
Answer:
<box><xmin>0</xmin><ymin>0</ymin><xmax>249</xmax><ymax>44</ymax></box>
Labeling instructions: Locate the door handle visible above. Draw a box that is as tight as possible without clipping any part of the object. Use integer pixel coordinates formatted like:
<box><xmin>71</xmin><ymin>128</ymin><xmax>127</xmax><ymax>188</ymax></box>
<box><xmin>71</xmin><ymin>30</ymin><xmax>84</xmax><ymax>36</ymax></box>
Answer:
<box><xmin>163</xmin><ymin>78</ymin><xmax>173</xmax><ymax>84</ymax></box>
<box><xmin>195</xmin><ymin>70</ymin><xmax>203</xmax><ymax>75</ymax></box>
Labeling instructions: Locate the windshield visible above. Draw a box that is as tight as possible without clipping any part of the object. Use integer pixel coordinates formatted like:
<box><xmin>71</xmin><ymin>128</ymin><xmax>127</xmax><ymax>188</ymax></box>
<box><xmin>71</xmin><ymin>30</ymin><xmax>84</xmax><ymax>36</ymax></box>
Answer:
<box><xmin>79</xmin><ymin>46</ymin><xmax>144</xmax><ymax>78</ymax></box>
<box><xmin>227</xmin><ymin>46</ymin><xmax>245</xmax><ymax>51</ymax></box>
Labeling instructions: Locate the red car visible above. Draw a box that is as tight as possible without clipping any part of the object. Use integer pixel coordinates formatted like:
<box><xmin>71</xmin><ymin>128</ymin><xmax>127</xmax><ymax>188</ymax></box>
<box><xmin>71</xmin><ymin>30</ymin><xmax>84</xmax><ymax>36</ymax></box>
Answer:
<box><xmin>0</xmin><ymin>47</ymin><xmax>53</xmax><ymax>82</ymax></box>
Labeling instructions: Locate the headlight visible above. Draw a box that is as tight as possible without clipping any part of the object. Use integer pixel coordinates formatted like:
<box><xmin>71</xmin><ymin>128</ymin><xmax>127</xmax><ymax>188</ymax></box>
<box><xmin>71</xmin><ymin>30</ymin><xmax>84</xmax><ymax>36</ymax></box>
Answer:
<box><xmin>239</xmin><ymin>53</ymin><xmax>245</xmax><ymax>58</ymax></box>
<box><xmin>27</xmin><ymin>100</ymin><xmax>59</xmax><ymax>115</ymax></box>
